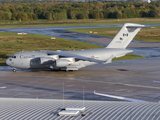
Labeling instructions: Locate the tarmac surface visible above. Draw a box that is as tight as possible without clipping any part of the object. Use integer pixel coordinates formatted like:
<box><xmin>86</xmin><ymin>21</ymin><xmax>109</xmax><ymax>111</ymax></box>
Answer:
<box><xmin>0</xmin><ymin>23</ymin><xmax>160</xmax><ymax>102</ymax></box>
<box><xmin>0</xmin><ymin>57</ymin><xmax>160</xmax><ymax>102</ymax></box>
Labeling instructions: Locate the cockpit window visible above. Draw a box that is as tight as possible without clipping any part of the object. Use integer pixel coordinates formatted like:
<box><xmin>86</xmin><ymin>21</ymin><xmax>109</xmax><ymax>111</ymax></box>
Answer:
<box><xmin>12</xmin><ymin>56</ymin><xmax>16</xmax><ymax>58</ymax></box>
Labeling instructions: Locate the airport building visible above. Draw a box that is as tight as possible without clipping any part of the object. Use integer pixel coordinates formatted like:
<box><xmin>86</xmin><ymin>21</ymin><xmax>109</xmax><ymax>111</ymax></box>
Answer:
<box><xmin>0</xmin><ymin>98</ymin><xmax>159</xmax><ymax>120</ymax></box>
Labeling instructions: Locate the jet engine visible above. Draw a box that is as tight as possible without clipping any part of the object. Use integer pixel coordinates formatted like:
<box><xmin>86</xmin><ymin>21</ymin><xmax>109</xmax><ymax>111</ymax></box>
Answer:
<box><xmin>55</xmin><ymin>59</ymin><xmax>70</xmax><ymax>67</ymax></box>
<box><xmin>39</xmin><ymin>57</ymin><xmax>54</xmax><ymax>65</ymax></box>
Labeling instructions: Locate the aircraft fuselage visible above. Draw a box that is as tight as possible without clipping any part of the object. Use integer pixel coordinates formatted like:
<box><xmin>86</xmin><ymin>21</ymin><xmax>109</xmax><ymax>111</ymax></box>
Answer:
<box><xmin>6</xmin><ymin>48</ymin><xmax>132</xmax><ymax>71</ymax></box>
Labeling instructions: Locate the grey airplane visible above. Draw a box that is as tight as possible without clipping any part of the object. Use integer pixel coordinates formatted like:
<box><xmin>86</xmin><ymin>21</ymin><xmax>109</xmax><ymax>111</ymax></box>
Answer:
<box><xmin>6</xmin><ymin>23</ymin><xmax>148</xmax><ymax>72</ymax></box>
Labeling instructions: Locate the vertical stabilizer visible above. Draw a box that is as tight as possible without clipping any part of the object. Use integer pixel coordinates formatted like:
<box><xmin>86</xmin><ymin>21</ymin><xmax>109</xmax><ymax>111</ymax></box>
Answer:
<box><xmin>106</xmin><ymin>23</ymin><xmax>146</xmax><ymax>49</ymax></box>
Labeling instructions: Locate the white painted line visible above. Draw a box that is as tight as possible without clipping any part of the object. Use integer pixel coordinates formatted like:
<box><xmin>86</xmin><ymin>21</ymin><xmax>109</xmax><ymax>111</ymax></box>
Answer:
<box><xmin>153</xmin><ymin>81</ymin><xmax>160</xmax><ymax>83</ymax></box>
<box><xmin>0</xmin><ymin>86</ymin><xmax>6</xmax><ymax>89</ymax></box>
<box><xmin>94</xmin><ymin>91</ymin><xmax>148</xmax><ymax>102</ymax></box>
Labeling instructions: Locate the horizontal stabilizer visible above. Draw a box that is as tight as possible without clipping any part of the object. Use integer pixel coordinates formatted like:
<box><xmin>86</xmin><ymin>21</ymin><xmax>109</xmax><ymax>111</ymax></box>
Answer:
<box><xmin>126</xmin><ymin>26</ymin><xmax>154</xmax><ymax>28</ymax></box>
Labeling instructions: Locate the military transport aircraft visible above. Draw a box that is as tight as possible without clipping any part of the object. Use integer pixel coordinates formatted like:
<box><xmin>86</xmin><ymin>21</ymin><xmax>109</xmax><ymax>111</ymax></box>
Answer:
<box><xmin>6</xmin><ymin>23</ymin><xmax>149</xmax><ymax>72</ymax></box>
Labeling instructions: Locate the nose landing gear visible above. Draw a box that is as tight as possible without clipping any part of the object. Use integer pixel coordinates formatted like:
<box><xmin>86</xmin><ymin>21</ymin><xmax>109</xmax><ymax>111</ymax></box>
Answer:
<box><xmin>13</xmin><ymin>68</ymin><xmax>16</xmax><ymax>72</ymax></box>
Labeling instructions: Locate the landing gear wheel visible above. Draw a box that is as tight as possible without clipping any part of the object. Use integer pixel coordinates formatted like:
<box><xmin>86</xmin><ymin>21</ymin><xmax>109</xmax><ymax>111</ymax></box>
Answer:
<box><xmin>13</xmin><ymin>69</ymin><xmax>16</xmax><ymax>72</ymax></box>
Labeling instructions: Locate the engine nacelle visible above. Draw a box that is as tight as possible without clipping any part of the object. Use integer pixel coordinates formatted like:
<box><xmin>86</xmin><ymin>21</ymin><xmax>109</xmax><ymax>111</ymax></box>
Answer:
<box><xmin>55</xmin><ymin>59</ymin><xmax>69</xmax><ymax>67</ymax></box>
<box><xmin>39</xmin><ymin>57</ymin><xmax>54</xmax><ymax>65</ymax></box>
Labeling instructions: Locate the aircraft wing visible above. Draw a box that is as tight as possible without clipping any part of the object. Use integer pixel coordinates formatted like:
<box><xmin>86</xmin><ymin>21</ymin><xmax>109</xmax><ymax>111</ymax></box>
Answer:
<box><xmin>44</xmin><ymin>50</ymin><xmax>106</xmax><ymax>64</ymax></box>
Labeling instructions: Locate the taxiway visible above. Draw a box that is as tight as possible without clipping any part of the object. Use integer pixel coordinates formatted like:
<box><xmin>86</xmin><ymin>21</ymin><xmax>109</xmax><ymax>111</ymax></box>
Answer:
<box><xmin>0</xmin><ymin>57</ymin><xmax>160</xmax><ymax>102</ymax></box>
<box><xmin>0</xmin><ymin>24</ymin><xmax>160</xmax><ymax>102</ymax></box>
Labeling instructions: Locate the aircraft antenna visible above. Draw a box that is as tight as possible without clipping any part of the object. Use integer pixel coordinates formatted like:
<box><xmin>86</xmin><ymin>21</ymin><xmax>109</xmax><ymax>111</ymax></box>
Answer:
<box><xmin>83</xmin><ymin>86</ymin><xmax>85</xmax><ymax>107</ymax></box>
<box><xmin>63</xmin><ymin>82</ymin><xmax>64</xmax><ymax>108</ymax></box>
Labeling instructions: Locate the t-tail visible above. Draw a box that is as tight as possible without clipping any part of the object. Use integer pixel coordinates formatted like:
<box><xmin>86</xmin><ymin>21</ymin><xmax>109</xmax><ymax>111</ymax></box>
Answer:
<box><xmin>106</xmin><ymin>23</ymin><xmax>148</xmax><ymax>49</ymax></box>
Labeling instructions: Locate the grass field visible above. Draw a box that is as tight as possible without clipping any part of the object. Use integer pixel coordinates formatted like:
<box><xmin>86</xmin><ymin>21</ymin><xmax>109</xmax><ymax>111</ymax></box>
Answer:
<box><xmin>0</xmin><ymin>18</ymin><xmax>160</xmax><ymax>28</ymax></box>
<box><xmin>114</xmin><ymin>53</ymin><xmax>145</xmax><ymax>61</ymax></box>
<box><xmin>66</xmin><ymin>26</ymin><xmax>160</xmax><ymax>42</ymax></box>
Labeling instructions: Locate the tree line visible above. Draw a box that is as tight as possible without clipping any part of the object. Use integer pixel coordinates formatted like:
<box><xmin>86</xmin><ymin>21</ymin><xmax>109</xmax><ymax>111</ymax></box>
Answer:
<box><xmin>0</xmin><ymin>0</ymin><xmax>150</xmax><ymax>2</ymax></box>
<box><xmin>0</xmin><ymin>1</ymin><xmax>159</xmax><ymax>21</ymax></box>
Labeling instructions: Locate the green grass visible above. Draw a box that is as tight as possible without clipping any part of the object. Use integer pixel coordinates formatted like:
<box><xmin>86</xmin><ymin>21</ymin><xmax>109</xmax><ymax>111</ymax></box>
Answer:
<box><xmin>135</xmin><ymin>26</ymin><xmax>160</xmax><ymax>42</ymax></box>
<box><xmin>66</xmin><ymin>26</ymin><xmax>160</xmax><ymax>42</ymax></box>
<box><xmin>0</xmin><ymin>32</ymin><xmax>102</xmax><ymax>52</ymax></box>
<box><xmin>0</xmin><ymin>18</ymin><xmax>160</xmax><ymax>28</ymax></box>
<box><xmin>113</xmin><ymin>53</ymin><xmax>145</xmax><ymax>61</ymax></box>
<box><xmin>0</xmin><ymin>63</ymin><xmax>6</xmax><ymax>66</ymax></box>
<box><xmin>66</xmin><ymin>27</ymin><xmax>117</xmax><ymax>37</ymax></box>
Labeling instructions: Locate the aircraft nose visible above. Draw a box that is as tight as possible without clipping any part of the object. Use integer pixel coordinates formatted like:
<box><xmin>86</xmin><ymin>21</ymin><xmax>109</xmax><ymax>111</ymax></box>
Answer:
<box><xmin>6</xmin><ymin>58</ymin><xmax>11</xmax><ymax>66</ymax></box>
